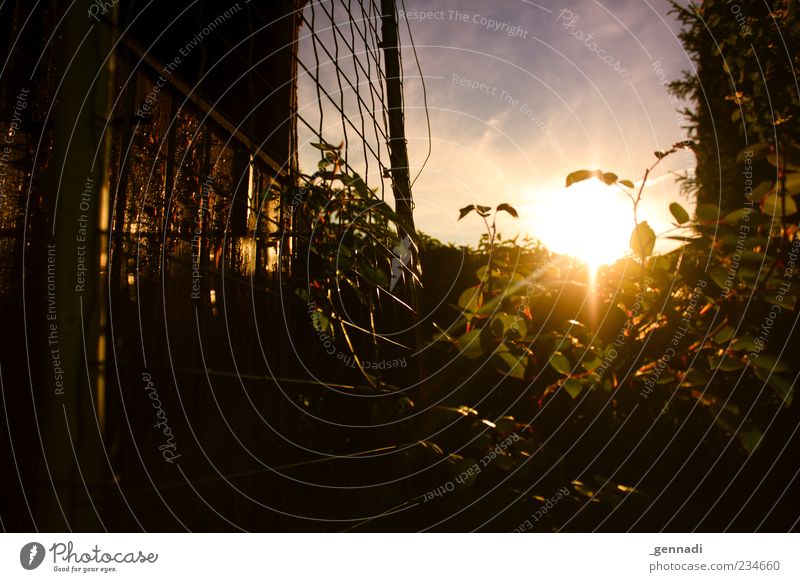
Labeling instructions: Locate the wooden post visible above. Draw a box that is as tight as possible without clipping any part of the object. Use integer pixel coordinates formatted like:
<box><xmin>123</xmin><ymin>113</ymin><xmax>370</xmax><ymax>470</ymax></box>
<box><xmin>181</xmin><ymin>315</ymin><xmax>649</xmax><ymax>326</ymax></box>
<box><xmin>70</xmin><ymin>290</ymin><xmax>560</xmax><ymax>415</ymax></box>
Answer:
<box><xmin>380</xmin><ymin>0</ymin><xmax>424</xmax><ymax>373</ymax></box>
<box><xmin>380</xmin><ymin>0</ymin><xmax>416</xmax><ymax>235</ymax></box>
<box><xmin>38</xmin><ymin>0</ymin><xmax>115</xmax><ymax>530</ymax></box>
<box><xmin>381</xmin><ymin>0</ymin><xmax>427</xmax><ymax>390</ymax></box>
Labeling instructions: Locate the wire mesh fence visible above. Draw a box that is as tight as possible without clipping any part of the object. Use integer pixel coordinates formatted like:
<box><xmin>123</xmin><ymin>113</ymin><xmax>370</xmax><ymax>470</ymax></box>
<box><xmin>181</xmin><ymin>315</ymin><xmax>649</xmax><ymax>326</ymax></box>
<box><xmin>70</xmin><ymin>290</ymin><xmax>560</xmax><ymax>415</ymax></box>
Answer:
<box><xmin>0</xmin><ymin>0</ymin><xmax>425</xmax><ymax>530</ymax></box>
<box><xmin>295</xmin><ymin>0</ymin><xmax>392</xmax><ymax>199</ymax></box>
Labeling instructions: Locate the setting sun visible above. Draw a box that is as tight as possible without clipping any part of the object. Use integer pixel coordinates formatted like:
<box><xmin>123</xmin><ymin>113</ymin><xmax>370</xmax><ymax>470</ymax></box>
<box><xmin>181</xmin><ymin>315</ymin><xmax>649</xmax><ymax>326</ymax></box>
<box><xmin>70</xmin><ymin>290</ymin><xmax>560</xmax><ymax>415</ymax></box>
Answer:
<box><xmin>523</xmin><ymin>179</ymin><xmax>637</xmax><ymax>273</ymax></box>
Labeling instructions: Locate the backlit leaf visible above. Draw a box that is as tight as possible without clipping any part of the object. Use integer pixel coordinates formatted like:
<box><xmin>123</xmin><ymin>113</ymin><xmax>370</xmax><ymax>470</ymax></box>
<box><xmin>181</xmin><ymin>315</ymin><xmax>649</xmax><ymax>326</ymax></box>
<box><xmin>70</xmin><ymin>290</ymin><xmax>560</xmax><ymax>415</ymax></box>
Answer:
<box><xmin>457</xmin><ymin>329</ymin><xmax>484</xmax><ymax>359</ymax></box>
<box><xmin>761</xmin><ymin>192</ymin><xmax>798</xmax><ymax>217</ymax></box>
<box><xmin>784</xmin><ymin>172</ymin><xmax>800</xmax><ymax>195</ymax></box>
<box><xmin>669</xmin><ymin>202</ymin><xmax>691</xmax><ymax>224</ymax></box>
<box><xmin>751</xmin><ymin>354</ymin><xmax>789</xmax><ymax>373</ymax></box>
<box><xmin>475</xmin><ymin>265</ymin><xmax>501</xmax><ymax>282</ymax></box>
<box><xmin>749</xmin><ymin>180</ymin><xmax>774</xmax><ymax>202</ymax></box>
<box><xmin>310</xmin><ymin>141</ymin><xmax>338</xmax><ymax>151</ymax></box>
<box><xmin>549</xmin><ymin>352</ymin><xmax>571</xmax><ymax>375</ymax></box>
<box><xmin>767</xmin><ymin>144</ymin><xmax>800</xmax><ymax>170</ymax></box>
<box><xmin>712</xmin><ymin>325</ymin><xmax>735</xmax><ymax>344</ymax></box>
<box><xmin>566</xmin><ymin>169</ymin><xmax>600</xmax><ymax>187</ymax></box>
<box><xmin>736</xmin><ymin>143</ymin><xmax>771</xmax><ymax>162</ymax></box>
<box><xmin>601</xmin><ymin>172</ymin><xmax>618</xmax><ymax>185</ymax></box>
<box><xmin>458</xmin><ymin>205</ymin><xmax>475</xmax><ymax>220</ymax></box>
<box><xmin>630</xmin><ymin>221</ymin><xmax>656</xmax><ymax>258</ymax></box>
<box><xmin>496</xmin><ymin>203</ymin><xmax>519</xmax><ymax>218</ymax></box>
<box><xmin>753</xmin><ymin>368</ymin><xmax>794</xmax><ymax>405</ymax></box>
<box><xmin>730</xmin><ymin>335</ymin><xmax>758</xmax><ymax>351</ymax></box>
<box><xmin>494</xmin><ymin>350</ymin><xmax>528</xmax><ymax>380</ymax></box>
<box><xmin>709</xmin><ymin>355</ymin><xmax>745</xmax><ymax>372</ymax></box>
<box><xmin>457</xmin><ymin>286</ymin><xmax>483</xmax><ymax>318</ymax></box>
<box><xmin>581</xmin><ymin>352</ymin><xmax>603</xmax><ymax>371</ymax></box>
<box><xmin>562</xmin><ymin>378</ymin><xmax>584</xmax><ymax>399</ymax></box>
<box><xmin>491</xmin><ymin>313</ymin><xmax>526</xmax><ymax>339</ymax></box>
<box><xmin>723</xmin><ymin>208</ymin><xmax>752</xmax><ymax>224</ymax></box>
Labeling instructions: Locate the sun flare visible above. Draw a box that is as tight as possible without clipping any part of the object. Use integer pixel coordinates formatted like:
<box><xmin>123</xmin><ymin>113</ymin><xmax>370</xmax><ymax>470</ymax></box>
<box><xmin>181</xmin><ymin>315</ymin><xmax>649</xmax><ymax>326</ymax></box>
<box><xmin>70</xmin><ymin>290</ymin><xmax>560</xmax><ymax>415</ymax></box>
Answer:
<box><xmin>524</xmin><ymin>180</ymin><xmax>637</xmax><ymax>274</ymax></box>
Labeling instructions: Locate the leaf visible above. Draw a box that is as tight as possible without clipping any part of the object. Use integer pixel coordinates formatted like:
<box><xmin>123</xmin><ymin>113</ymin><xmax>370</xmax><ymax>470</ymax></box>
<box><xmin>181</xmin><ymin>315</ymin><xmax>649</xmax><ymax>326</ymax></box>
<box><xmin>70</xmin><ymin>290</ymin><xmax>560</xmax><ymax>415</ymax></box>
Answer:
<box><xmin>359</xmin><ymin>262</ymin><xmax>389</xmax><ymax>287</ymax></box>
<box><xmin>723</xmin><ymin>208</ymin><xmax>752</xmax><ymax>224</ymax></box>
<box><xmin>736</xmin><ymin>143</ymin><xmax>771</xmax><ymax>162</ymax></box>
<box><xmin>491</xmin><ymin>313</ymin><xmax>526</xmax><ymax>339</ymax></box>
<box><xmin>730</xmin><ymin>335</ymin><xmax>758</xmax><ymax>351</ymax></box>
<box><xmin>767</xmin><ymin>143</ymin><xmax>800</xmax><ymax>171</ymax></box>
<box><xmin>548</xmin><ymin>352</ymin><xmax>571</xmax><ymax>375</ymax></box>
<box><xmin>753</xmin><ymin>368</ymin><xmax>794</xmax><ymax>406</ymax></box>
<box><xmin>581</xmin><ymin>352</ymin><xmax>603</xmax><ymax>372</ymax></box>
<box><xmin>562</xmin><ymin>378</ymin><xmax>584</xmax><ymax>399</ymax></box>
<box><xmin>312</xmin><ymin>311</ymin><xmax>331</xmax><ymax>333</ymax></box>
<box><xmin>493</xmin><ymin>350</ymin><xmax>528</xmax><ymax>380</ymax></box>
<box><xmin>581</xmin><ymin>351</ymin><xmax>603</xmax><ymax>372</ymax></box>
<box><xmin>738</xmin><ymin>427</ymin><xmax>763</xmax><ymax>453</ymax></box>
<box><xmin>712</xmin><ymin>325</ymin><xmax>735</xmax><ymax>344</ymax></box>
<box><xmin>682</xmin><ymin>368</ymin><xmax>710</xmax><ymax>387</ymax></box>
<box><xmin>458</xmin><ymin>205</ymin><xmax>475</xmax><ymax>220</ymax></box>
<box><xmin>784</xmin><ymin>172</ymin><xmax>800</xmax><ymax>195</ymax></box>
<box><xmin>708</xmin><ymin>267</ymin><xmax>731</xmax><ymax>292</ymax></box>
<box><xmin>602</xmin><ymin>172</ymin><xmax>618</xmax><ymax>185</ymax></box>
<box><xmin>475</xmin><ymin>265</ymin><xmax>501</xmax><ymax>282</ymax></box>
<box><xmin>619</xmin><ymin>179</ymin><xmax>635</xmax><ymax>189</ymax></box>
<box><xmin>310</xmin><ymin>141</ymin><xmax>338</xmax><ymax>151</ymax></box>
<box><xmin>655</xmin><ymin>373</ymin><xmax>677</xmax><ymax>385</ymax></box>
<box><xmin>709</xmin><ymin>355</ymin><xmax>745</xmax><ymax>372</ymax></box>
<box><xmin>457</xmin><ymin>329</ymin><xmax>484</xmax><ymax>359</ymax></box>
<box><xmin>712</xmin><ymin>403</ymin><xmax>763</xmax><ymax>453</ymax></box>
<box><xmin>457</xmin><ymin>286</ymin><xmax>483</xmax><ymax>318</ymax></box>
<box><xmin>761</xmin><ymin>192</ymin><xmax>798</xmax><ymax>217</ymax></box>
<box><xmin>630</xmin><ymin>221</ymin><xmax>656</xmax><ymax>258</ymax></box>
<box><xmin>496</xmin><ymin>203</ymin><xmax>519</xmax><ymax>218</ymax></box>
<box><xmin>749</xmin><ymin>180</ymin><xmax>774</xmax><ymax>202</ymax></box>
<box><xmin>764</xmin><ymin>293</ymin><xmax>795</xmax><ymax>311</ymax></box>
<box><xmin>565</xmin><ymin>169</ymin><xmax>600</xmax><ymax>187</ymax></box>
<box><xmin>751</xmin><ymin>354</ymin><xmax>790</xmax><ymax>373</ymax></box>
<box><xmin>669</xmin><ymin>202</ymin><xmax>691</xmax><ymax>225</ymax></box>
<box><xmin>342</xmin><ymin>172</ymin><xmax>378</xmax><ymax>203</ymax></box>
<box><xmin>476</xmin><ymin>205</ymin><xmax>492</xmax><ymax>215</ymax></box>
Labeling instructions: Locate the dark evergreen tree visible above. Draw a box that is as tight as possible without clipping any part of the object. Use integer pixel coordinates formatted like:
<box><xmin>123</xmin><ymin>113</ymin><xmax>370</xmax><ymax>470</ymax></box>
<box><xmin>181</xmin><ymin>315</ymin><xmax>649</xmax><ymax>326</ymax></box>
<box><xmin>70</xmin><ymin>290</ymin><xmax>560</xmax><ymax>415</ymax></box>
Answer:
<box><xmin>669</xmin><ymin>1</ymin><xmax>800</xmax><ymax>212</ymax></box>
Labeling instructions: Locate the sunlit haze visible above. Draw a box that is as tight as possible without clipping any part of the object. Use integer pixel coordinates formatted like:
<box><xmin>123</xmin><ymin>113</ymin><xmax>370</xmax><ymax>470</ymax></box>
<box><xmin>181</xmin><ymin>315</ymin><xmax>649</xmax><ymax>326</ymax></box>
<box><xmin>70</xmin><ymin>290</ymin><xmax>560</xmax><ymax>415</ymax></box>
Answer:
<box><xmin>523</xmin><ymin>179</ymin><xmax>636</xmax><ymax>271</ymax></box>
<box><xmin>392</xmin><ymin>0</ymin><xmax>696</xmax><ymax>262</ymax></box>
